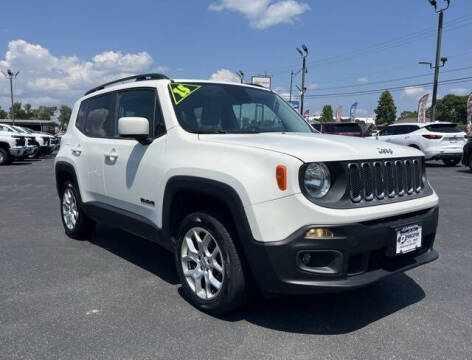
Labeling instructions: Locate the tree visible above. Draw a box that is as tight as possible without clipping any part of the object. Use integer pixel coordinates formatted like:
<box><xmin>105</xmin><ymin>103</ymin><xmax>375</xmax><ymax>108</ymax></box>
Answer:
<box><xmin>426</xmin><ymin>94</ymin><xmax>467</xmax><ymax>124</ymax></box>
<box><xmin>58</xmin><ymin>105</ymin><xmax>72</xmax><ymax>130</ymax></box>
<box><xmin>399</xmin><ymin>110</ymin><xmax>418</xmax><ymax>120</ymax></box>
<box><xmin>11</xmin><ymin>102</ymin><xmax>27</xmax><ymax>119</ymax></box>
<box><xmin>0</xmin><ymin>106</ymin><xmax>7</xmax><ymax>119</ymax></box>
<box><xmin>374</xmin><ymin>91</ymin><xmax>397</xmax><ymax>125</ymax></box>
<box><xmin>319</xmin><ymin>105</ymin><xmax>334</xmax><ymax>122</ymax></box>
<box><xmin>36</xmin><ymin>106</ymin><xmax>57</xmax><ymax>120</ymax></box>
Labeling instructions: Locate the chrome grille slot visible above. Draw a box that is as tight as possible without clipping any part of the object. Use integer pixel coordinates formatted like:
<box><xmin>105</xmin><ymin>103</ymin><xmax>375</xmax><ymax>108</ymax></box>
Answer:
<box><xmin>384</xmin><ymin>161</ymin><xmax>395</xmax><ymax>197</ymax></box>
<box><xmin>373</xmin><ymin>162</ymin><xmax>384</xmax><ymax>199</ymax></box>
<box><xmin>361</xmin><ymin>163</ymin><xmax>374</xmax><ymax>201</ymax></box>
<box><xmin>395</xmin><ymin>160</ymin><xmax>405</xmax><ymax>196</ymax></box>
<box><xmin>413</xmin><ymin>159</ymin><xmax>423</xmax><ymax>192</ymax></box>
<box><xmin>348</xmin><ymin>163</ymin><xmax>362</xmax><ymax>202</ymax></box>
<box><xmin>405</xmin><ymin>160</ymin><xmax>414</xmax><ymax>194</ymax></box>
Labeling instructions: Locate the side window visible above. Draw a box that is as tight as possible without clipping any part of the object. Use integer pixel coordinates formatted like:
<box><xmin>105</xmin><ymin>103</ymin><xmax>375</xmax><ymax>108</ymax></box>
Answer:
<box><xmin>75</xmin><ymin>101</ymin><xmax>88</xmax><ymax>131</ymax></box>
<box><xmin>84</xmin><ymin>94</ymin><xmax>114</xmax><ymax>137</ymax></box>
<box><xmin>116</xmin><ymin>89</ymin><xmax>160</xmax><ymax>138</ymax></box>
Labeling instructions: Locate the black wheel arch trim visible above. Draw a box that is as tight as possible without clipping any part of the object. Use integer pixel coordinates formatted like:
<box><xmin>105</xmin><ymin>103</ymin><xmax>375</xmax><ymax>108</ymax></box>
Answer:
<box><xmin>161</xmin><ymin>176</ymin><xmax>254</xmax><ymax>249</ymax></box>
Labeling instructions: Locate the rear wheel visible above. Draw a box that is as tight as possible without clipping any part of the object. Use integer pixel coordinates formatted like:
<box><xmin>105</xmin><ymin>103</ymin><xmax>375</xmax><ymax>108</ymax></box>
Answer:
<box><xmin>469</xmin><ymin>153</ymin><xmax>472</xmax><ymax>173</ymax></box>
<box><xmin>443</xmin><ymin>158</ymin><xmax>460</xmax><ymax>167</ymax></box>
<box><xmin>0</xmin><ymin>148</ymin><xmax>8</xmax><ymax>165</ymax></box>
<box><xmin>60</xmin><ymin>181</ymin><xmax>95</xmax><ymax>239</ymax></box>
<box><xmin>175</xmin><ymin>212</ymin><xmax>247</xmax><ymax>315</ymax></box>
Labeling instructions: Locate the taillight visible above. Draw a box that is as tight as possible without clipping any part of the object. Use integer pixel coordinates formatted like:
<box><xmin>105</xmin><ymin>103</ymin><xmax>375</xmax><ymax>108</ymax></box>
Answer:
<box><xmin>422</xmin><ymin>134</ymin><xmax>442</xmax><ymax>140</ymax></box>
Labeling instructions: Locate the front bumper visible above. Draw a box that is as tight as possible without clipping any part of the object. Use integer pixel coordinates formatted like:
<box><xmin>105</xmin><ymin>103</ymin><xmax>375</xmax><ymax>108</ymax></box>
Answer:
<box><xmin>10</xmin><ymin>146</ymin><xmax>26</xmax><ymax>158</ymax></box>
<box><xmin>245</xmin><ymin>206</ymin><xmax>439</xmax><ymax>295</ymax></box>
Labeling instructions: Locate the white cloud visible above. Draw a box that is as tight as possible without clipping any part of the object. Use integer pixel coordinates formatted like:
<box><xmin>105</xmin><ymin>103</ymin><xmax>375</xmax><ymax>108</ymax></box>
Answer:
<box><xmin>209</xmin><ymin>68</ymin><xmax>241</xmax><ymax>83</ymax></box>
<box><xmin>273</xmin><ymin>87</ymin><xmax>291</xmax><ymax>100</ymax></box>
<box><xmin>356</xmin><ymin>108</ymin><xmax>369</xmax><ymax>115</ymax></box>
<box><xmin>0</xmin><ymin>39</ymin><xmax>166</xmax><ymax>107</ymax></box>
<box><xmin>357</xmin><ymin>77</ymin><xmax>368</xmax><ymax>83</ymax></box>
<box><xmin>403</xmin><ymin>86</ymin><xmax>426</xmax><ymax>98</ymax></box>
<box><xmin>450</xmin><ymin>87</ymin><xmax>469</xmax><ymax>96</ymax></box>
<box><xmin>209</xmin><ymin>0</ymin><xmax>310</xmax><ymax>29</ymax></box>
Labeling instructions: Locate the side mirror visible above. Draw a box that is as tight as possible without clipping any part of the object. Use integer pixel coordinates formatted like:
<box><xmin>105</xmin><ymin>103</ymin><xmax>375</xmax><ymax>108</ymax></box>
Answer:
<box><xmin>118</xmin><ymin>117</ymin><xmax>151</xmax><ymax>145</ymax></box>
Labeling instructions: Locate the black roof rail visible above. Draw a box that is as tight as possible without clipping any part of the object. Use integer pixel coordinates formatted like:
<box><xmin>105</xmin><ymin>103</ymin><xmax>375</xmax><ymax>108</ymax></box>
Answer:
<box><xmin>84</xmin><ymin>73</ymin><xmax>169</xmax><ymax>96</ymax></box>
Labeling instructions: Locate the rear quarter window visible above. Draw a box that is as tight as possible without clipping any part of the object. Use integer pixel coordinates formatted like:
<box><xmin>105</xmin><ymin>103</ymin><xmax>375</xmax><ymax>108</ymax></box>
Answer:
<box><xmin>425</xmin><ymin>124</ymin><xmax>462</xmax><ymax>133</ymax></box>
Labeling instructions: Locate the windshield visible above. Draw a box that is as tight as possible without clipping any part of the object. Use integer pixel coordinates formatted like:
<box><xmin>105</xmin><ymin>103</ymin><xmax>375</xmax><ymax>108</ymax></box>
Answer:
<box><xmin>169</xmin><ymin>82</ymin><xmax>313</xmax><ymax>134</ymax></box>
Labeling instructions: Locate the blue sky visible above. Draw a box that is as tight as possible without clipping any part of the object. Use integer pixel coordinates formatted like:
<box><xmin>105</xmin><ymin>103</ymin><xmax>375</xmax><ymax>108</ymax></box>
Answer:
<box><xmin>0</xmin><ymin>0</ymin><xmax>471</xmax><ymax>118</ymax></box>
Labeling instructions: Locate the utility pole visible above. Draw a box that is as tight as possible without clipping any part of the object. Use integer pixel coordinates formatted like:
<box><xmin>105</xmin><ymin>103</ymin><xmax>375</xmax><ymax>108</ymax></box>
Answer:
<box><xmin>420</xmin><ymin>0</ymin><xmax>450</xmax><ymax>122</ymax></box>
<box><xmin>289</xmin><ymin>69</ymin><xmax>301</xmax><ymax>103</ymax></box>
<box><xmin>1</xmin><ymin>69</ymin><xmax>20</xmax><ymax>124</ymax></box>
<box><xmin>296</xmin><ymin>44</ymin><xmax>308</xmax><ymax>114</ymax></box>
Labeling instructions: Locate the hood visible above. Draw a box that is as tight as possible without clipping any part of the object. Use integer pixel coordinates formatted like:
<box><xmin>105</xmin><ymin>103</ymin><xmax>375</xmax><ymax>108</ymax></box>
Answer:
<box><xmin>198</xmin><ymin>132</ymin><xmax>422</xmax><ymax>162</ymax></box>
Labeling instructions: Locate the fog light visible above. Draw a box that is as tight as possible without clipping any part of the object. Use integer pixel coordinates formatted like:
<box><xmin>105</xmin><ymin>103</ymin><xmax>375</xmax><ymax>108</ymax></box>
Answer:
<box><xmin>305</xmin><ymin>227</ymin><xmax>334</xmax><ymax>239</ymax></box>
<box><xmin>301</xmin><ymin>252</ymin><xmax>312</xmax><ymax>265</ymax></box>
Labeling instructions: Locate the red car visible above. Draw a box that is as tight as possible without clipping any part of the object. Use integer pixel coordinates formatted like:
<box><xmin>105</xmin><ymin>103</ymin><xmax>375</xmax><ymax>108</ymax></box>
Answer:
<box><xmin>312</xmin><ymin>123</ymin><xmax>363</xmax><ymax>137</ymax></box>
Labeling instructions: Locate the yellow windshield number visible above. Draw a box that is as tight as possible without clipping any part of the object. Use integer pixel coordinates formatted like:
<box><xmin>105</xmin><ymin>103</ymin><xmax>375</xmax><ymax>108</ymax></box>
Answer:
<box><xmin>169</xmin><ymin>83</ymin><xmax>201</xmax><ymax>105</ymax></box>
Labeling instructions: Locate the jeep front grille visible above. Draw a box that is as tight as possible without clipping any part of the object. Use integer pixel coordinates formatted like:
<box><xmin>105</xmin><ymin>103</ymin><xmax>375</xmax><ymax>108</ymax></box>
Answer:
<box><xmin>347</xmin><ymin>158</ymin><xmax>424</xmax><ymax>203</ymax></box>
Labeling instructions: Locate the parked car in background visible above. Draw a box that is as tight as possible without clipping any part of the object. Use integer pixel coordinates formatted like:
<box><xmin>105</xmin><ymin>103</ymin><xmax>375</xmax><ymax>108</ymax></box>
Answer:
<box><xmin>311</xmin><ymin>122</ymin><xmax>363</xmax><ymax>137</ymax></box>
<box><xmin>0</xmin><ymin>126</ymin><xmax>27</xmax><ymax>165</ymax></box>
<box><xmin>17</xmin><ymin>126</ymin><xmax>58</xmax><ymax>156</ymax></box>
<box><xmin>372</xmin><ymin>122</ymin><xmax>466</xmax><ymax>166</ymax></box>
<box><xmin>462</xmin><ymin>138</ymin><xmax>472</xmax><ymax>172</ymax></box>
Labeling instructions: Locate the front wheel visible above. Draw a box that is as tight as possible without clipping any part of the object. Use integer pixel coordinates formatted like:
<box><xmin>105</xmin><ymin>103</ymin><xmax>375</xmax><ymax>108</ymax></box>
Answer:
<box><xmin>60</xmin><ymin>181</ymin><xmax>95</xmax><ymax>239</ymax></box>
<box><xmin>0</xmin><ymin>148</ymin><xmax>8</xmax><ymax>165</ymax></box>
<box><xmin>443</xmin><ymin>158</ymin><xmax>461</xmax><ymax>167</ymax></box>
<box><xmin>175</xmin><ymin>212</ymin><xmax>247</xmax><ymax>315</ymax></box>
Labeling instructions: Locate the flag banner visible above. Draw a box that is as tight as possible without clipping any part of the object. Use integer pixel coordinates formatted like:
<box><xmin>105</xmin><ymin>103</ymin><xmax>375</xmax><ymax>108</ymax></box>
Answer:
<box><xmin>336</xmin><ymin>106</ymin><xmax>342</xmax><ymax>123</ymax></box>
<box><xmin>417</xmin><ymin>93</ymin><xmax>429</xmax><ymax>123</ymax></box>
<box><xmin>350</xmin><ymin>102</ymin><xmax>358</xmax><ymax>123</ymax></box>
<box><xmin>467</xmin><ymin>92</ymin><xmax>472</xmax><ymax>136</ymax></box>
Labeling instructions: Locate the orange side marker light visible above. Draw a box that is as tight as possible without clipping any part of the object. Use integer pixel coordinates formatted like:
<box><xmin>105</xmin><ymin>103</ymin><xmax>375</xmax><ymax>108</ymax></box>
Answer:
<box><xmin>276</xmin><ymin>165</ymin><xmax>287</xmax><ymax>191</ymax></box>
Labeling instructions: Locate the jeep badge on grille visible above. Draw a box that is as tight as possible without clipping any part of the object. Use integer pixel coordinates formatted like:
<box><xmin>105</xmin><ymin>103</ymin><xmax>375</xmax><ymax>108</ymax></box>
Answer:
<box><xmin>377</xmin><ymin>148</ymin><xmax>393</xmax><ymax>155</ymax></box>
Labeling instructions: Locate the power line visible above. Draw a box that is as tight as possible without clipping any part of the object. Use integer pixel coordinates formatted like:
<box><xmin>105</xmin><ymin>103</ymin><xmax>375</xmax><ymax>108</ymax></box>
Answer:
<box><xmin>304</xmin><ymin>76</ymin><xmax>472</xmax><ymax>98</ymax></box>
<box><xmin>314</xmin><ymin>50</ymin><xmax>472</xmax><ymax>86</ymax></box>
<box><xmin>265</xmin><ymin>15</ymin><xmax>471</xmax><ymax>76</ymax></box>
<box><xmin>307</xmin><ymin>66</ymin><xmax>472</xmax><ymax>92</ymax></box>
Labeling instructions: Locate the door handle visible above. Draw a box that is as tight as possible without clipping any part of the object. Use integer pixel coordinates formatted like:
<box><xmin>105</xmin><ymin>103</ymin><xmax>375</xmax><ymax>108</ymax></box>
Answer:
<box><xmin>104</xmin><ymin>149</ymin><xmax>118</xmax><ymax>162</ymax></box>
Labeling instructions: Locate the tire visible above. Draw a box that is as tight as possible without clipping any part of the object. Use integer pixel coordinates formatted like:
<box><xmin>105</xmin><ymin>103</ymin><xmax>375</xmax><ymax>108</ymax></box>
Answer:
<box><xmin>442</xmin><ymin>158</ymin><xmax>460</xmax><ymax>167</ymax></box>
<box><xmin>175</xmin><ymin>212</ymin><xmax>247</xmax><ymax>315</ymax></box>
<box><xmin>60</xmin><ymin>181</ymin><xmax>95</xmax><ymax>240</ymax></box>
<box><xmin>469</xmin><ymin>153</ymin><xmax>472</xmax><ymax>173</ymax></box>
<box><xmin>0</xmin><ymin>148</ymin><xmax>8</xmax><ymax>165</ymax></box>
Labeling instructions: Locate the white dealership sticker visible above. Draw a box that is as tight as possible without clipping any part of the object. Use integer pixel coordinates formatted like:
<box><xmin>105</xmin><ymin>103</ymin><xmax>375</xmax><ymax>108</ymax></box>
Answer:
<box><xmin>396</xmin><ymin>224</ymin><xmax>422</xmax><ymax>254</ymax></box>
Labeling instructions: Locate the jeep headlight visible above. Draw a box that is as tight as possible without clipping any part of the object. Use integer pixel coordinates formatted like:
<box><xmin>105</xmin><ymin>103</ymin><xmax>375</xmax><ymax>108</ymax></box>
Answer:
<box><xmin>303</xmin><ymin>163</ymin><xmax>331</xmax><ymax>198</ymax></box>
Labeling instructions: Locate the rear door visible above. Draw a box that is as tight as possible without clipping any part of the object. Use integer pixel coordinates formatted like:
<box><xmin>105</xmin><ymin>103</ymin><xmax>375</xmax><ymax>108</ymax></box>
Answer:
<box><xmin>102</xmin><ymin>88</ymin><xmax>167</xmax><ymax>221</ymax></box>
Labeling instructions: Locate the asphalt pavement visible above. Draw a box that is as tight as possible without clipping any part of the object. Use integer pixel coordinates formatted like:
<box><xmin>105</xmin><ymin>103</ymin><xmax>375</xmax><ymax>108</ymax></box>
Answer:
<box><xmin>0</xmin><ymin>157</ymin><xmax>471</xmax><ymax>359</ymax></box>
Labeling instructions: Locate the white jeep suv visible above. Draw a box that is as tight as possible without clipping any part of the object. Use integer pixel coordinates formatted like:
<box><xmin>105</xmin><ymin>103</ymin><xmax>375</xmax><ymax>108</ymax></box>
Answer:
<box><xmin>374</xmin><ymin>122</ymin><xmax>466</xmax><ymax>166</ymax></box>
<box><xmin>55</xmin><ymin>74</ymin><xmax>439</xmax><ymax>314</ymax></box>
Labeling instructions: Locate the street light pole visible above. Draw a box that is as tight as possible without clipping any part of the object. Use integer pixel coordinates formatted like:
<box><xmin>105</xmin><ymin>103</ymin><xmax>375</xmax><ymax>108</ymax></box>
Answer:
<box><xmin>237</xmin><ymin>70</ymin><xmax>244</xmax><ymax>84</ymax></box>
<box><xmin>1</xmin><ymin>69</ymin><xmax>20</xmax><ymax>125</ymax></box>
<box><xmin>296</xmin><ymin>45</ymin><xmax>308</xmax><ymax>114</ymax></box>
<box><xmin>422</xmin><ymin>0</ymin><xmax>450</xmax><ymax>122</ymax></box>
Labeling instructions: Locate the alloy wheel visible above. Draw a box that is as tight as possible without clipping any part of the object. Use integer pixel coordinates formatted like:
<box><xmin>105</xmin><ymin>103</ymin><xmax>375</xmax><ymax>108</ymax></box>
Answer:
<box><xmin>62</xmin><ymin>188</ymin><xmax>78</xmax><ymax>230</ymax></box>
<box><xmin>180</xmin><ymin>227</ymin><xmax>225</xmax><ymax>300</ymax></box>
